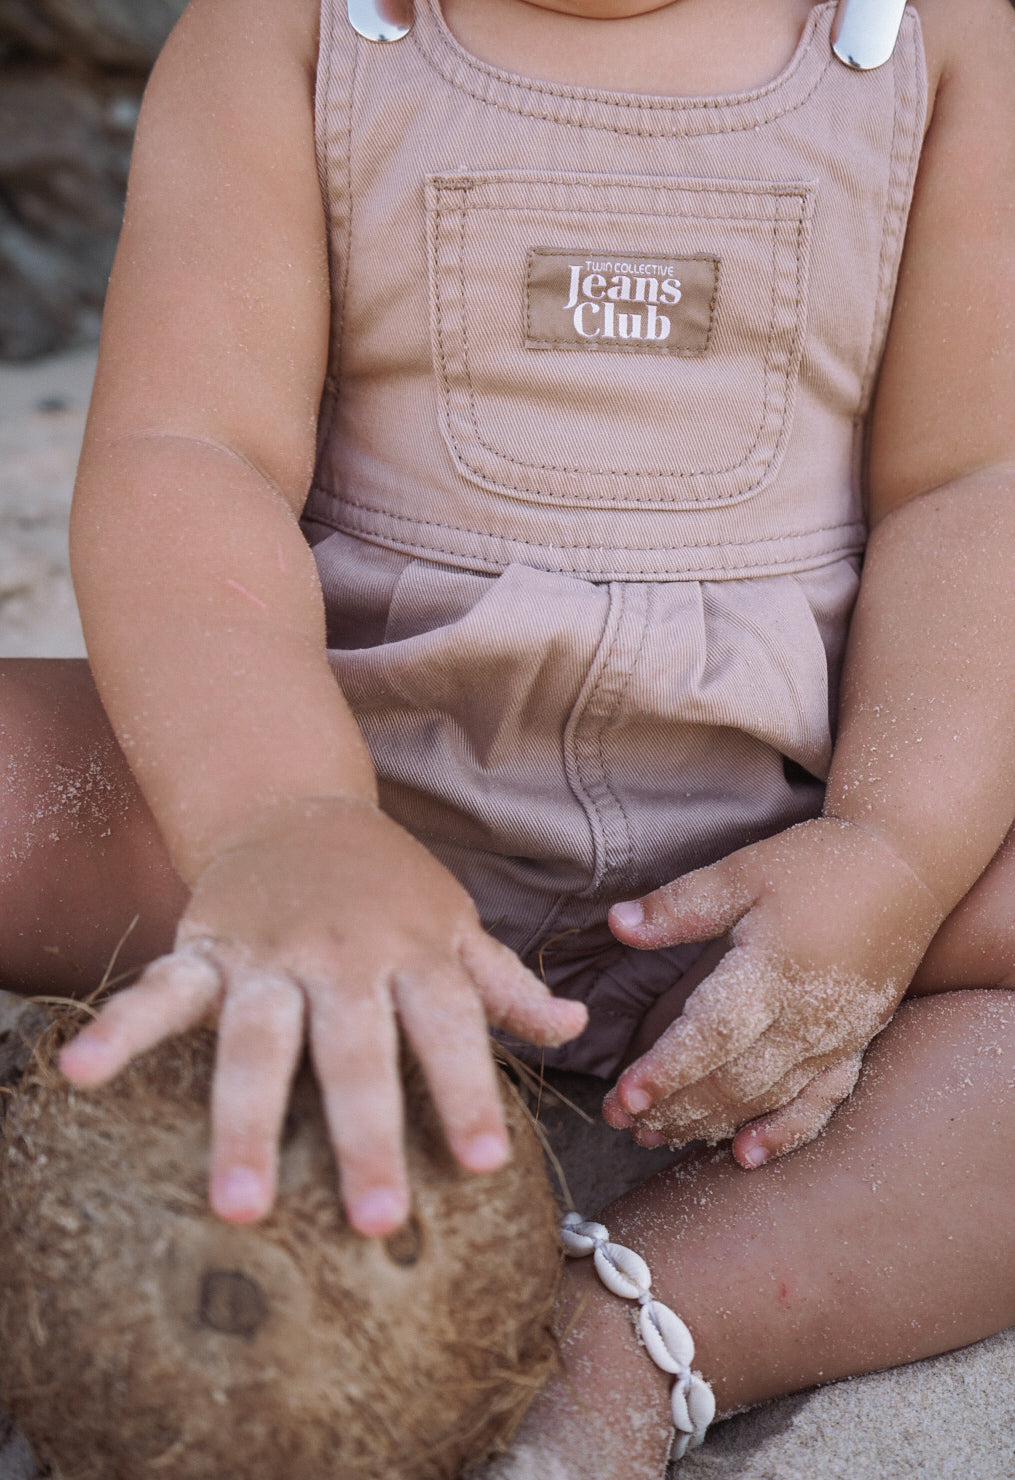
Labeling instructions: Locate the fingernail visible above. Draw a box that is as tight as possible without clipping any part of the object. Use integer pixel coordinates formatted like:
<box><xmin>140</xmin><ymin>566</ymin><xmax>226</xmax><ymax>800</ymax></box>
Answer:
<box><xmin>602</xmin><ymin>1096</ymin><xmax>632</xmax><ymax>1129</ymax></box>
<box><xmin>635</xmin><ymin>1129</ymin><xmax>667</xmax><ymax>1149</ymax></box>
<box><xmin>353</xmin><ymin>1188</ymin><xmax>408</xmax><ymax>1236</ymax></box>
<box><xmin>611</xmin><ymin>900</ymin><xmax>644</xmax><ymax>930</ymax></box>
<box><xmin>214</xmin><ymin>1167</ymin><xmax>268</xmax><ymax>1220</ymax></box>
<box><xmin>742</xmin><ymin>1144</ymin><xmax>769</xmax><ymax>1168</ymax></box>
<box><xmin>60</xmin><ymin>1035</ymin><xmax>100</xmax><ymax>1062</ymax></box>
<box><xmin>462</xmin><ymin>1133</ymin><xmax>509</xmax><ymax>1172</ymax></box>
<box><xmin>624</xmin><ymin>1088</ymin><xmax>652</xmax><ymax>1115</ymax></box>
<box><xmin>58</xmin><ymin>1038</ymin><xmax>107</xmax><ymax>1082</ymax></box>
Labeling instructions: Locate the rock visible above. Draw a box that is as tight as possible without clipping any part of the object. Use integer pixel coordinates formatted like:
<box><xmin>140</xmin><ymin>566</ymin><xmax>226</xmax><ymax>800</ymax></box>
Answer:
<box><xmin>0</xmin><ymin>1413</ymin><xmax>38</xmax><ymax>1480</ymax></box>
<box><xmin>0</xmin><ymin>0</ymin><xmax>185</xmax><ymax>69</ymax></box>
<box><xmin>0</xmin><ymin>0</ymin><xmax>186</xmax><ymax>360</ymax></box>
<box><xmin>0</xmin><ymin>65</ymin><xmax>141</xmax><ymax>358</ymax></box>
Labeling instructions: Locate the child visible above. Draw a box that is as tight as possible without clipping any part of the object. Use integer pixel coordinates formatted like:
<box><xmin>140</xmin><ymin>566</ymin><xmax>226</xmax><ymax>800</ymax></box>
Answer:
<box><xmin>2</xmin><ymin>0</ymin><xmax>1014</xmax><ymax>1472</ymax></box>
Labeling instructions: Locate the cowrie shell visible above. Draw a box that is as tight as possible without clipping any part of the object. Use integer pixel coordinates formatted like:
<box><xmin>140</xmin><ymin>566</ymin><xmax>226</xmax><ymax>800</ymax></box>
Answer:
<box><xmin>560</xmin><ymin>1226</ymin><xmax>597</xmax><ymax>1256</ymax></box>
<box><xmin>686</xmin><ymin>1372</ymin><xmax>717</xmax><ymax>1440</ymax></box>
<box><xmin>639</xmin><ymin>1300</ymin><xmax>695</xmax><ymax>1374</ymax></box>
<box><xmin>558</xmin><ymin>1212</ymin><xmax>716</xmax><ymax>1458</ymax></box>
<box><xmin>593</xmin><ymin>1241</ymin><xmax>652</xmax><ymax>1300</ymax></box>
<box><xmin>671</xmin><ymin>1381</ymin><xmax>693</xmax><ymax>1434</ymax></box>
<box><xmin>574</xmin><ymin>1220</ymin><xmax>608</xmax><ymax>1241</ymax></box>
<box><xmin>671</xmin><ymin>1430</ymin><xmax>692</xmax><ymax>1462</ymax></box>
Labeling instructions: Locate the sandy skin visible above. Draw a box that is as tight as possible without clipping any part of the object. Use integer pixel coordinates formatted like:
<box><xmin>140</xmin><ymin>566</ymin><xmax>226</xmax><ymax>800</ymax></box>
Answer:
<box><xmin>1</xmin><ymin>0</ymin><xmax>1014</xmax><ymax>1473</ymax></box>
<box><xmin>472</xmin><ymin>989</ymin><xmax>1015</xmax><ymax>1479</ymax></box>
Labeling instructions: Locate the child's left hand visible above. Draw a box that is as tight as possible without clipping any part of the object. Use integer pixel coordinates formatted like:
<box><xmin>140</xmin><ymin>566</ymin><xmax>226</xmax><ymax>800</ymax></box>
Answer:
<box><xmin>602</xmin><ymin>817</ymin><xmax>944</xmax><ymax>1166</ymax></box>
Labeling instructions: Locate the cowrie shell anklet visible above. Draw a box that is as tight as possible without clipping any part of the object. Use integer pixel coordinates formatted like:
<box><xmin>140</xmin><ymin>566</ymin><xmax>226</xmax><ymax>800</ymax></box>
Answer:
<box><xmin>560</xmin><ymin>1213</ymin><xmax>716</xmax><ymax>1462</ymax></box>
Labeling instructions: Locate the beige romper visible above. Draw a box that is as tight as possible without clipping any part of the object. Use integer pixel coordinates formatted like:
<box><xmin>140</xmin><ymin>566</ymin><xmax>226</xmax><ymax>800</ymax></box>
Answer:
<box><xmin>302</xmin><ymin>0</ymin><xmax>928</xmax><ymax>1075</ymax></box>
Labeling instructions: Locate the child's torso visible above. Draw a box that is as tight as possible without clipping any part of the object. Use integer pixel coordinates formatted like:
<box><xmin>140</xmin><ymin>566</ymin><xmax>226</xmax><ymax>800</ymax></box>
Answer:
<box><xmin>303</xmin><ymin>0</ymin><xmax>927</xmax><ymax>1069</ymax></box>
<box><xmin>307</xmin><ymin>0</ymin><xmax>925</xmax><ymax>583</ymax></box>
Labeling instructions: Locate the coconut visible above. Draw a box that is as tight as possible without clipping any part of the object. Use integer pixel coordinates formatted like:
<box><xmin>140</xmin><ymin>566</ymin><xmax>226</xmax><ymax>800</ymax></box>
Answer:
<box><xmin>0</xmin><ymin>1009</ymin><xmax>562</xmax><ymax>1480</ymax></box>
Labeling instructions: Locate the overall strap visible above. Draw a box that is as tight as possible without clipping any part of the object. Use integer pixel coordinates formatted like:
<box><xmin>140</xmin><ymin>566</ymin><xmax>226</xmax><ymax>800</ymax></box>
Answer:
<box><xmin>314</xmin><ymin>2</ymin><xmax>362</xmax><ymax>449</ymax></box>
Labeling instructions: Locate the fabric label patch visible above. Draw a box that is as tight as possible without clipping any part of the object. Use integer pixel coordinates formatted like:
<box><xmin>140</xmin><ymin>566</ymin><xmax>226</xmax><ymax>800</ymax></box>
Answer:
<box><xmin>526</xmin><ymin>248</ymin><xmax>718</xmax><ymax>356</ymax></box>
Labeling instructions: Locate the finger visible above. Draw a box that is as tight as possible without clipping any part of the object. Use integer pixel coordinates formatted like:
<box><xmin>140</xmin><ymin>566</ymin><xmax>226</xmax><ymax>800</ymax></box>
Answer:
<box><xmin>608</xmin><ymin>856</ymin><xmax>755</xmax><ymax>950</ymax></box>
<box><xmin>631</xmin><ymin>1125</ymin><xmax>668</xmax><ymax>1149</ymax></box>
<box><xmin>733</xmin><ymin>1054</ymin><xmax>863</xmax><ymax>1168</ymax></box>
<box><xmin>393</xmin><ymin>965</ymin><xmax>509</xmax><ymax>1174</ymax></box>
<box><xmin>208</xmin><ymin>969</ymin><xmax>305</xmax><ymax>1223</ymax></box>
<box><xmin>607</xmin><ymin>948</ymin><xmax>777</xmax><ymax>1118</ymax></box>
<box><xmin>58</xmin><ymin>947</ymin><xmax>222</xmax><ymax>1087</ymax></box>
<box><xmin>459</xmin><ymin>932</ymin><xmax>588</xmax><ymax>1045</ymax></box>
<box><xmin>707</xmin><ymin>1030</ymin><xmax>805</xmax><ymax>1108</ymax></box>
<box><xmin>638</xmin><ymin>1056</ymin><xmax>821</xmax><ymax>1147</ymax></box>
<box><xmin>307</xmin><ymin>978</ymin><xmax>410</xmax><ymax>1239</ymax></box>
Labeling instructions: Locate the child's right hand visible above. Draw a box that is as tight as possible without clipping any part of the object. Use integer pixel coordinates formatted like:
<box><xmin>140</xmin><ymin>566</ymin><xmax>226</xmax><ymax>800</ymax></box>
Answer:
<box><xmin>59</xmin><ymin>796</ymin><xmax>587</xmax><ymax>1235</ymax></box>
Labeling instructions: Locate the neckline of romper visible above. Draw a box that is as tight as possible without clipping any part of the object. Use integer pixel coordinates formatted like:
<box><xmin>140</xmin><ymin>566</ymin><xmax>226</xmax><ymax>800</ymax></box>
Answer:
<box><xmin>410</xmin><ymin>0</ymin><xmax>840</xmax><ymax>136</ymax></box>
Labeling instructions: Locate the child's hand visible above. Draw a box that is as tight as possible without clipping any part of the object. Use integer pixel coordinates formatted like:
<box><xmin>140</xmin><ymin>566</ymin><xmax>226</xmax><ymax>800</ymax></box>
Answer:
<box><xmin>602</xmin><ymin>819</ymin><xmax>943</xmax><ymax>1166</ymax></box>
<box><xmin>59</xmin><ymin>796</ymin><xmax>587</xmax><ymax>1234</ymax></box>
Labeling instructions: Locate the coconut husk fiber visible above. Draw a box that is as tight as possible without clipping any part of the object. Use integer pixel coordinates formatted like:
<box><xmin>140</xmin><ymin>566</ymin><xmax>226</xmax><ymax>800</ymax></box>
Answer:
<box><xmin>0</xmin><ymin>1009</ymin><xmax>562</xmax><ymax>1480</ymax></box>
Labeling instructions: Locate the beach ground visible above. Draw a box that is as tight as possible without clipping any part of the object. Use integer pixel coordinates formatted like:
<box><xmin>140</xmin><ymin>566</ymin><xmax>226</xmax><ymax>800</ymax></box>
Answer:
<box><xmin>0</xmin><ymin>351</ymin><xmax>1012</xmax><ymax>1478</ymax></box>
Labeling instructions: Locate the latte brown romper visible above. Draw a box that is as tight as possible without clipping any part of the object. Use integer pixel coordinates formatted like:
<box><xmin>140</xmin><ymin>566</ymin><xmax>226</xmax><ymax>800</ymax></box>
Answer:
<box><xmin>302</xmin><ymin>0</ymin><xmax>927</xmax><ymax>1075</ymax></box>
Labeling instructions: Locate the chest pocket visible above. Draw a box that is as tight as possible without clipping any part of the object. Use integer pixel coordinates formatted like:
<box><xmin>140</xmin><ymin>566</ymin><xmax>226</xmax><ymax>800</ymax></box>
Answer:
<box><xmin>427</xmin><ymin>171</ymin><xmax>815</xmax><ymax>511</ymax></box>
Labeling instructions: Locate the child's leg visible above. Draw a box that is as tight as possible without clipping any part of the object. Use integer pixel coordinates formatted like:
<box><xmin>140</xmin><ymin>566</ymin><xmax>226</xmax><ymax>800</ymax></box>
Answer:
<box><xmin>490</xmin><ymin>988</ymin><xmax>1015</xmax><ymax>1479</ymax></box>
<box><xmin>0</xmin><ymin>659</ymin><xmax>186</xmax><ymax>994</ymax></box>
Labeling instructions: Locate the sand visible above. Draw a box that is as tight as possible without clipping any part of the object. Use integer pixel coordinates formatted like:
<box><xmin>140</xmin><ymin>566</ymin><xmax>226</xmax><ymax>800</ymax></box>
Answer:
<box><xmin>0</xmin><ymin>351</ymin><xmax>1013</xmax><ymax>1478</ymax></box>
<box><xmin>0</xmin><ymin>348</ymin><xmax>91</xmax><ymax>660</ymax></box>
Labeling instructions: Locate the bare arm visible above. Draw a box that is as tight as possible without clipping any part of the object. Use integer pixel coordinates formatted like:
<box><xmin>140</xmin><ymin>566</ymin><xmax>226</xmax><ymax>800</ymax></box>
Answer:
<box><xmin>831</xmin><ymin>0</ymin><xmax>1015</xmax><ymax>897</ymax></box>
<box><xmin>70</xmin><ymin>0</ymin><xmax>369</xmax><ymax>857</ymax></box>
<box><xmin>63</xmin><ymin>0</ymin><xmax>585</xmax><ymax>1231</ymax></box>
<box><xmin>605</xmin><ymin>0</ymin><xmax>1015</xmax><ymax>1159</ymax></box>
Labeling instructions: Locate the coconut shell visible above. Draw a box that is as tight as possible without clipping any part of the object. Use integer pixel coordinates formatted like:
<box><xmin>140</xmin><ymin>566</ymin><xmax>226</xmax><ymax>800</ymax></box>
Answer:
<box><xmin>0</xmin><ymin>1011</ymin><xmax>561</xmax><ymax>1480</ymax></box>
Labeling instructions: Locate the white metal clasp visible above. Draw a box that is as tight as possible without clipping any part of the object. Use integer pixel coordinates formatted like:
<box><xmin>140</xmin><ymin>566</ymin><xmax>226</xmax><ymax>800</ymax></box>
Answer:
<box><xmin>348</xmin><ymin>0</ymin><xmax>413</xmax><ymax>42</ymax></box>
<box><xmin>832</xmin><ymin>0</ymin><xmax>907</xmax><ymax>70</ymax></box>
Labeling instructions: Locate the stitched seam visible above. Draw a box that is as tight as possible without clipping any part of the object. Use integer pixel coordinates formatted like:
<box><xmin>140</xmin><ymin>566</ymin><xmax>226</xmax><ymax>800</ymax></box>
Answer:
<box><xmin>312</xmin><ymin>526</ymin><xmax>864</xmax><ymax>581</ymax></box>
<box><xmin>576</xmin><ymin>591</ymin><xmax>634</xmax><ymax>890</ymax></box>
<box><xmin>451</xmin><ymin>212</ymin><xmax>774</xmax><ymax>486</ymax></box>
<box><xmin>334</xmin><ymin>28</ymin><xmax>358</xmax><ymax>408</ymax></box>
<box><xmin>337</xmin><ymin>35</ymin><xmax>358</xmax><ymax>396</ymax></box>
<box><xmin>308</xmin><ymin>489</ymin><xmax>865</xmax><ymax>556</ymax></box>
<box><xmin>435</xmin><ymin>195</ymin><xmax>806</xmax><ymax>496</ymax></box>
<box><xmin>857</xmin><ymin>38</ymin><xmax>903</xmax><ymax>416</ymax></box>
<box><xmin>588</xmin><ymin>586</ymin><xmax>644</xmax><ymax>888</ymax></box>
<box><xmin>579</xmin><ymin>608</ymin><xmax>631</xmax><ymax>892</ymax></box>
<box><xmin>410</xmin><ymin>43</ymin><xmax>832</xmax><ymax>138</ymax></box>
<box><xmin>857</xmin><ymin>16</ymin><xmax>924</xmax><ymax>418</ymax></box>
<box><xmin>312</xmin><ymin>0</ymin><xmax>334</xmax><ymax>240</ymax></box>
<box><xmin>446</xmin><ymin>197</ymin><xmax>796</xmax><ymax>485</ymax></box>
<box><xmin>410</xmin><ymin>0</ymin><xmax>835</xmax><ymax>136</ymax></box>
<box><xmin>430</xmin><ymin>184</ymin><xmax>461</xmax><ymax>464</ymax></box>
<box><xmin>313</xmin><ymin>0</ymin><xmax>339</xmax><ymax>441</ymax></box>
<box><xmin>314</xmin><ymin>1</ymin><xmax>358</xmax><ymax>447</ymax></box>
<box><xmin>437</xmin><ymin>174</ymin><xmax>810</xmax><ymax>204</ymax></box>
<box><xmin>562</xmin><ymin>589</ymin><xmax>629</xmax><ymax>892</ymax></box>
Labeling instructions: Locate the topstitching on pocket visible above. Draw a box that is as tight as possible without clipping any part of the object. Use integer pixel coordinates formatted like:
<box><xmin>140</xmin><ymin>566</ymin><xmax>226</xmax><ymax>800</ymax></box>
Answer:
<box><xmin>426</xmin><ymin>171</ymin><xmax>816</xmax><ymax>511</ymax></box>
